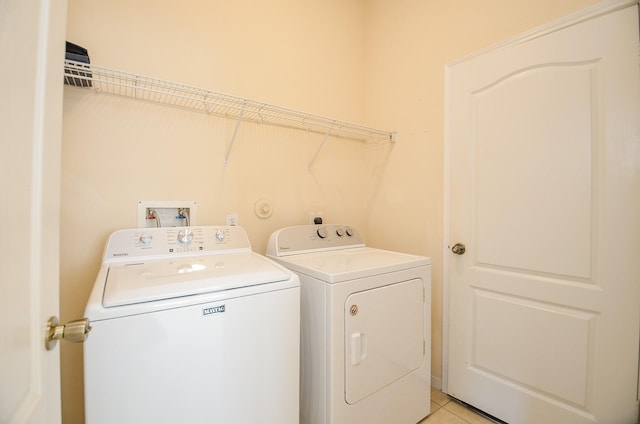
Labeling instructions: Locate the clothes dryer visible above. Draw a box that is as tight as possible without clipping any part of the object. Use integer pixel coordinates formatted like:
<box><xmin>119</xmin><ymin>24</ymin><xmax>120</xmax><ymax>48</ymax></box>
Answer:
<box><xmin>84</xmin><ymin>226</ymin><xmax>300</xmax><ymax>424</ymax></box>
<box><xmin>267</xmin><ymin>224</ymin><xmax>431</xmax><ymax>424</ymax></box>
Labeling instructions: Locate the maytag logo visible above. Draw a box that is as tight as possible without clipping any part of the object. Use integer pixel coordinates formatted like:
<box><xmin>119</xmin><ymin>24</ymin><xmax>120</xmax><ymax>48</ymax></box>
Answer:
<box><xmin>202</xmin><ymin>305</ymin><xmax>225</xmax><ymax>316</ymax></box>
<box><xmin>112</xmin><ymin>252</ymin><xmax>129</xmax><ymax>257</ymax></box>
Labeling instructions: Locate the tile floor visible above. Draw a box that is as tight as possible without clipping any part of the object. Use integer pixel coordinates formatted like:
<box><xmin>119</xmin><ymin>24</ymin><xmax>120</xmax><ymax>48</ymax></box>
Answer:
<box><xmin>419</xmin><ymin>387</ymin><xmax>497</xmax><ymax>424</ymax></box>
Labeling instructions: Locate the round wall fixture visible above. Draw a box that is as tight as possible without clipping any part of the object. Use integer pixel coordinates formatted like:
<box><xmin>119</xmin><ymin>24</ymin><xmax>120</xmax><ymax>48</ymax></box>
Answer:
<box><xmin>254</xmin><ymin>198</ymin><xmax>273</xmax><ymax>219</ymax></box>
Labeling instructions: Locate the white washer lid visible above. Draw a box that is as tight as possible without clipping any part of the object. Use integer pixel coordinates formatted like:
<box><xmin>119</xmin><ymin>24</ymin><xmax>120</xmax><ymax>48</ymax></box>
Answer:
<box><xmin>103</xmin><ymin>252</ymin><xmax>291</xmax><ymax>307</ymax></box>
<box><xmin>275</xmin><ymin>247</ymin><xmax>430</xmax><ymax>283</ymax></box>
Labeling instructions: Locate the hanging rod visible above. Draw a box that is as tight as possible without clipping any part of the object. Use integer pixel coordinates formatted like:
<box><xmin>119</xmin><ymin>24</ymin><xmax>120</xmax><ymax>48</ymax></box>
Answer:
<box><xmin>63</xmin><ymin>60</ymin><xmax>396</xmax><ymax>144</ymax></box>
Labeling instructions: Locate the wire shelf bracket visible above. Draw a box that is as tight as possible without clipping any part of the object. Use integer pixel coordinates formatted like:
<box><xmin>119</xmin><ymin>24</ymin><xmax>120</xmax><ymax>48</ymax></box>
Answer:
<box><xmin>307</xmin><ymin>124</ymin><xmax>334</xmax><ymax>172</ymax></box>
<box><xmin>225</xmin><ymin>103</ymin><xmax>246</xmax><ymax>167</ymax></box>
<box><xmin>63</xmin><ymin>60</ymin><xmax>397</xmax><ymax>168</ymax></box>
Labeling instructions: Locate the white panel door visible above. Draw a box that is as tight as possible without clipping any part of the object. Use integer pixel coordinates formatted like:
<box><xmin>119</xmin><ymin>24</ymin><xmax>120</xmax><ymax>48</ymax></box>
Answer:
<box><xmin>0</xmin><ymin>0</ymin><xmax>66</xmax><ymax>423</ymax></box>
<box><xmin>445</xmin><ymin>2</ymin><xmax>640</xmax><ymax>423</ymax></box>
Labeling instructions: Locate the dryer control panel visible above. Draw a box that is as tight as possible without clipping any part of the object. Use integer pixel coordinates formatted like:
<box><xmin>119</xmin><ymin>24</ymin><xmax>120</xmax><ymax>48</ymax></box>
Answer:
<box><xmin>266</xmin><ymin>224</ymin><xmax>365</xmax><ymax>257</ymax></box>
<box><xmin>103</xmin><ymin>226</ymin><xmax>251</xmax><ymax>261</ymax></box>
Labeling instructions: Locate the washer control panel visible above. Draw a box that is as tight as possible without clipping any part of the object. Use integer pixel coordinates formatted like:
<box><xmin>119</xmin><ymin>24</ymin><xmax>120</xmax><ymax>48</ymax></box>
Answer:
<box><xmin>103</xmin><ymin>226</ymin><xmax>250</xmax><ymax>261</ymax></box>
<box><xmin>267</xmin><ymin>224</ymin><xmax>365</xmax><ymax>257</ymax></box>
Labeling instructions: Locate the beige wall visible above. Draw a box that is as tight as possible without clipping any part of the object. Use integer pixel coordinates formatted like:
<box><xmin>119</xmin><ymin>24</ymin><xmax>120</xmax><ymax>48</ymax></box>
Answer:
<box><xmin>61</xmin><ymin>1</ymin><xmax>598</xmax><ymax>422</ymax></box>
<box><xmin>361</xmin><ymin>0</ymin><xmax>599</xmax><ymax>390</ymax></box>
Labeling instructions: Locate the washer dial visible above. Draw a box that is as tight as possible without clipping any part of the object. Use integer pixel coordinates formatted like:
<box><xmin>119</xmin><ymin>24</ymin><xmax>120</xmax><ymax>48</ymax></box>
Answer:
<box><xmin>177</xmin><ymin>229</ymin><xmax>194</xmax><ymax>245</ymax></box>
<box><xmin>139</xmin><ymin>233</ymin><xmax>153</xmax><ymax>245</ymax></box>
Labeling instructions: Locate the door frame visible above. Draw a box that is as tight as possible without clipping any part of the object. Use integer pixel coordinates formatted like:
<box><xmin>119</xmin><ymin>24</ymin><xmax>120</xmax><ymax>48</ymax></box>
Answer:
<box><xmin>442</xmin><ymin>0</ymin><xmax>640</xmax><ymax>393</ymax></box>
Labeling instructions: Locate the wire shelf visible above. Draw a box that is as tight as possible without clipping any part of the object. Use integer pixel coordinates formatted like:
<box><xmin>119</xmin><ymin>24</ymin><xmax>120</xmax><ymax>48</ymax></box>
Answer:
<box><xmin>63</xmin><ymin>60</ymin><xmax>395</xmax><ymax>144</ymax></box>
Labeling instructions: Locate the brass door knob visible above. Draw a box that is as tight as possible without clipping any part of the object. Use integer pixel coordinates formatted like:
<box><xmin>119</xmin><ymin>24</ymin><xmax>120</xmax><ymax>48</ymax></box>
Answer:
<box><xmin>451</xmin><ymin>243</ymin><xmax>466</xmax><ymax>255</ymax></box>
<box><xmin>45</xmin><ymin>316</ymin><xmax>91</xmax><ymax>350</ymax></box>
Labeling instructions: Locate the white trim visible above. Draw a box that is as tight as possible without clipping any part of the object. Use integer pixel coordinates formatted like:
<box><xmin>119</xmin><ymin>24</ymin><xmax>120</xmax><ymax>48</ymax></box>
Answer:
<box><xmin>447</xmin><ymin>0</ymin><xmax>639</xmax><ymax>67</ymax></box>
<box><xmin>442</xmin><ymin>62</ymin><xmax>452</xmax><ymax>394</ymax></box>
<box><xmin>431</xmin><ymin>375</ymin><xmax>443</xmax><ymax>391</ymax></box>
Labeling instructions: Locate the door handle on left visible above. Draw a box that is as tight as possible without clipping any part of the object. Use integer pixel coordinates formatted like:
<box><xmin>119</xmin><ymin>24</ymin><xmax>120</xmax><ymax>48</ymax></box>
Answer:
<box><xmin>45</xmin><ymin>316</ymin><xmax>91</xmax><ymax>350</ymax></box>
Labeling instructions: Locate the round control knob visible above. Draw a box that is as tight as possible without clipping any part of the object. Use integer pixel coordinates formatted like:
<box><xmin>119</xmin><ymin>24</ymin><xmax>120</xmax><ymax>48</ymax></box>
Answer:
<box><xmin>215</xmin><ymin>229</ymin><xmax>225</xmax><ymax>242</ymax></box>
<box><xmin>139</xmin><ymin>233</ymin><xmax>153</xmax><ymax>245</ymax></box>
<box><xmin>177</xmin><ymin>229</ymin><xmax>194</xmax><ymax>245</ymax></box>
<box><xmin>316</xmin><ymin>227</ymin><xmax>328</xmax><ymax>239</ymax></box>
<box><xmin>345</xmin><ymin>227</ymin><xmax>354</xmax><ymax>237</ymax></box>
<box><xmin>336</xmin><ymin>228</ymin><xmax>345</xmax><ymax>237</ymax></box>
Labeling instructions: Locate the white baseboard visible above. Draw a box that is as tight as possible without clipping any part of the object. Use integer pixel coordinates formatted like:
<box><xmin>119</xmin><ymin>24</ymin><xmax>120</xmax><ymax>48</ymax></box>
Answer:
<box><xmin>431</xmin><ymin>375</ymin><xmax>442</xmax><ymax>390</ymax></box>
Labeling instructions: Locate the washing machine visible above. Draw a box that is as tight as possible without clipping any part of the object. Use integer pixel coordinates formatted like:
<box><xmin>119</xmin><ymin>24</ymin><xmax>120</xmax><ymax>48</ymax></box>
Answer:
<box><xmin>266</xmin><ymin>224</ymin><xmax>431</xmax><ymax>424</ymax></box>
<box><xmin>84</xmin><ymin>225</ymin><xmax>300</xmax><ymax>424</ymax></box>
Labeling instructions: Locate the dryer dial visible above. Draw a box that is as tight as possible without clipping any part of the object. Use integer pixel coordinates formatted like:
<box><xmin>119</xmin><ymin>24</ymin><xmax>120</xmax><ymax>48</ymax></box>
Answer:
<box><xmin>316</xmin><ymin>227</ymin><xmax>328</xmax><ymax>239</ymax></box>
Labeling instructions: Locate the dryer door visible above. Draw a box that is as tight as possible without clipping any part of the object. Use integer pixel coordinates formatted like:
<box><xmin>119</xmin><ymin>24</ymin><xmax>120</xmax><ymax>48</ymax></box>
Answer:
<box><xmin>345</xmin><ymin>278</ymin><xmax>425</xmax><ymax>404</ymax></box>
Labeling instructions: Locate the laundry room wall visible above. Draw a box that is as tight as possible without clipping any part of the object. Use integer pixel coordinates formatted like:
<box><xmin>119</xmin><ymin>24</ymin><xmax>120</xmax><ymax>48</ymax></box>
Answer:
<box><xmin>61</xmin><ymin>0</ymin><xmax>600</xmax><ymax>423</ymax></box>
<box><xmin>61</xmin><ymin>1</ymin><xmax>374</xmax><ymax>423</ymax></box>
<box><xmin>361</xmin><ymin>0</ymin><xmax>599</xmax><ymax>389</ymax></box>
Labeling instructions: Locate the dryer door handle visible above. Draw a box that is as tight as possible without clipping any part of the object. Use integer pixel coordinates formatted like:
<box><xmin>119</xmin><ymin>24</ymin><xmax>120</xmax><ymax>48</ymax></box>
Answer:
<box><xmin>350</xmin><ymin>332</ymin><xmax>367</xmax><ymax>365</ymax></box>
